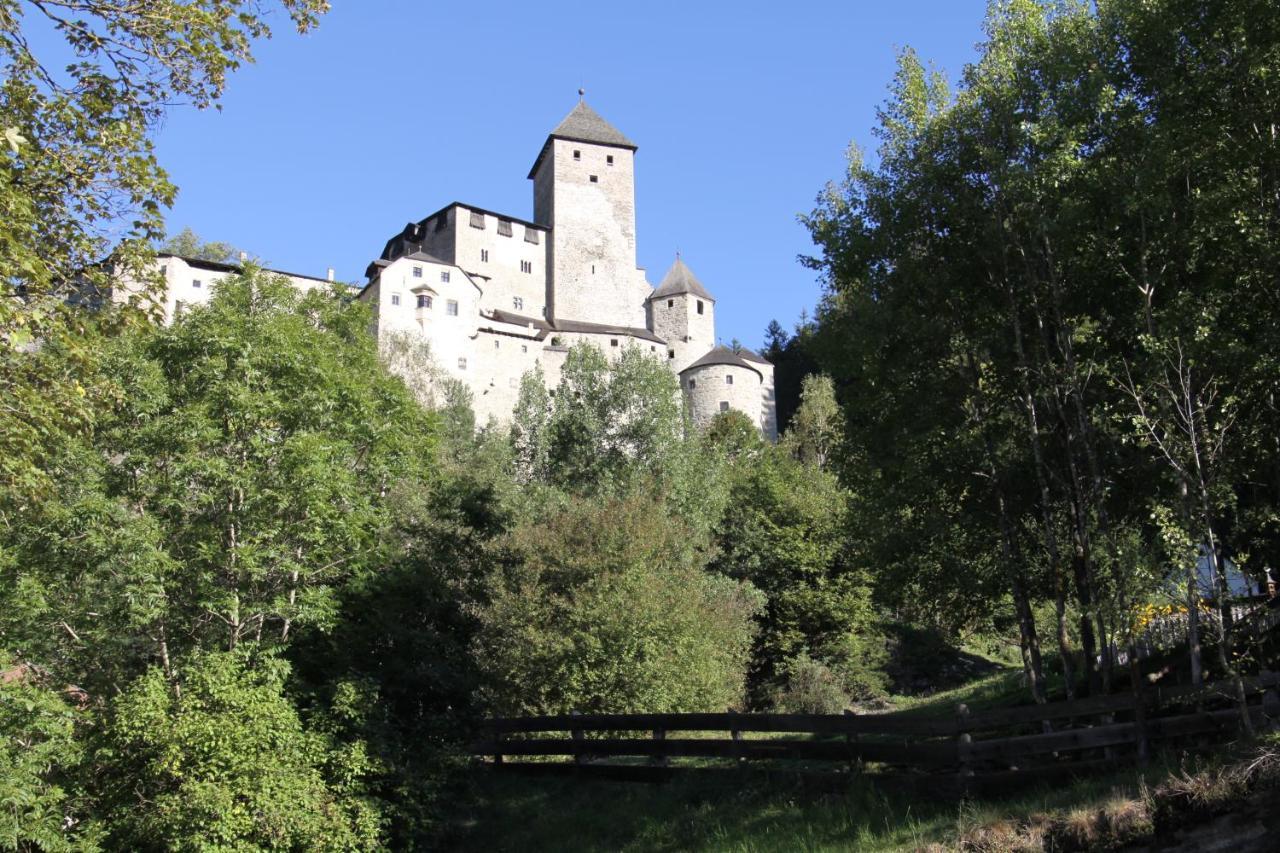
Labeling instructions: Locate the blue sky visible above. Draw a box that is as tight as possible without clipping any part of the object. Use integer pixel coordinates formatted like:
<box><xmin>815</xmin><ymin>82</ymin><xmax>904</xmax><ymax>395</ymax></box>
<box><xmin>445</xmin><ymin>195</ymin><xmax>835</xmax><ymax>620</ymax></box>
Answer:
<box><xmin>153</xmin><ymin>0</ymin><xmax>988</xmax><ymax>350</ymax></box>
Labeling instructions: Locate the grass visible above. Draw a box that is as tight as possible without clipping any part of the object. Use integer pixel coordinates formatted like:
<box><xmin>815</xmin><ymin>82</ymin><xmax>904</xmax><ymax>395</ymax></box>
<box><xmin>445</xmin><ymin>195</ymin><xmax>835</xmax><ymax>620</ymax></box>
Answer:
<box><xmin>448</xmin><ymin>758</ymin><xmax>1182</xmax><ymax>852</ymax></box>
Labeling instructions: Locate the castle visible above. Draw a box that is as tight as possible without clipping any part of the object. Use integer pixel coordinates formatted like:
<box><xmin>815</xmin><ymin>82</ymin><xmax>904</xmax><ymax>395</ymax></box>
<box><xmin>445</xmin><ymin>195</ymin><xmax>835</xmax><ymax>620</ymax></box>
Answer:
<box><xmin>138</xmin><ymin>100</ymin><xmax>777</xmax><ymax>437</ymax></box>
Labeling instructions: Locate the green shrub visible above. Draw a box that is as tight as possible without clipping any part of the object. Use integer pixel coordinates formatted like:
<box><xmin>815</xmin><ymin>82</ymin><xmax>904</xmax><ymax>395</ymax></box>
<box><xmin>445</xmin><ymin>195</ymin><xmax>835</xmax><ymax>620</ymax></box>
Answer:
<box><xmin>474</xmin><ymin>492</ymin><xmax>763</xmax><ymax>714</ymax></box>
<box><xmin>98</xmin><ymin>652</ymin><xmax>382</xmax><ymax>851</ymax></box>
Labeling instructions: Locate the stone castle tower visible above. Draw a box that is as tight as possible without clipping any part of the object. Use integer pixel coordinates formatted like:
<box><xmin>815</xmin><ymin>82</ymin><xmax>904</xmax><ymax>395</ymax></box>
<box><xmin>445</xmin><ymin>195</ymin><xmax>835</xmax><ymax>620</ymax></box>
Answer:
<box><xmin>530</xmin><ymin>101</ymin><xmax>651</xmax><ymax>329</ymax></box>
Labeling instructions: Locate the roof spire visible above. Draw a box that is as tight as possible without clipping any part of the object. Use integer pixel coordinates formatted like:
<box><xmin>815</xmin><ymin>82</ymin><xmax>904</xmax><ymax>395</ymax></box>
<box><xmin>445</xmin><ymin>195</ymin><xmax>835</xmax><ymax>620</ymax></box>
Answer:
<box><xmin>578</xmin><ymin>87</ymin><xmax>585</xmax><ymax>100</ymax></box>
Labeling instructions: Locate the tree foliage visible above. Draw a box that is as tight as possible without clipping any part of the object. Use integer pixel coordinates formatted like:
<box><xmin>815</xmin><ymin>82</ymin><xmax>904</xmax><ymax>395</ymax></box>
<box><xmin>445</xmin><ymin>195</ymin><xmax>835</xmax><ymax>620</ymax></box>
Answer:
<box><xmin>803</xmin><ymin>0</ymin><xmax>1280</xmax><ymax>699</ymax></box>
<box><xmin>474</xmin><ymin>491</ymin><xmax>762</xmax><ymax>715</ymax></box>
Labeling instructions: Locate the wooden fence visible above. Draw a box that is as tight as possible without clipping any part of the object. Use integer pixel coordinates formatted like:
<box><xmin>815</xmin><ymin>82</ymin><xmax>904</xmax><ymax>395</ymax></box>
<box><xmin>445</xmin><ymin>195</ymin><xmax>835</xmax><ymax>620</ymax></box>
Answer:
<box><xmin>472</xmin><ymin>671</ymin><xmax>1280</xmax><ymax>788</ymax></box>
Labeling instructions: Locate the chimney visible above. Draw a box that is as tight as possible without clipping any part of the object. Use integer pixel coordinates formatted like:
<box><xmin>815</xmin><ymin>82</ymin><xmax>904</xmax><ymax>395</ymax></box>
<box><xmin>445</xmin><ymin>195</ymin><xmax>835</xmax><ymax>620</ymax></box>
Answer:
<box><xmin>326</xmin><ymin>267</ymin><xmax>335</xmax><ymax>282</ymax></box>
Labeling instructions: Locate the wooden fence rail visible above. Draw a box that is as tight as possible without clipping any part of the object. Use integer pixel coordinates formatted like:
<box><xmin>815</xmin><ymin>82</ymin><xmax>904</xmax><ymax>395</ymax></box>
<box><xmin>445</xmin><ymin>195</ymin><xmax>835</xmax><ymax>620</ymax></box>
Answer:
<box><xmin>472</xmin><ymin>671</ymin><xmax>1280</xmax><ymax>782</ymax></box>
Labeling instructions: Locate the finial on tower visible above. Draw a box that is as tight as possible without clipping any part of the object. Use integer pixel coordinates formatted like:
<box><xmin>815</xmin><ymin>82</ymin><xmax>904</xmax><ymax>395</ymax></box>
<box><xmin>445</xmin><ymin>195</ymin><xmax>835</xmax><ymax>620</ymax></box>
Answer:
<box><xmin>578</xmin><ymin>87</ymin><xmax>585</xmax><ymax>99</ymax></box>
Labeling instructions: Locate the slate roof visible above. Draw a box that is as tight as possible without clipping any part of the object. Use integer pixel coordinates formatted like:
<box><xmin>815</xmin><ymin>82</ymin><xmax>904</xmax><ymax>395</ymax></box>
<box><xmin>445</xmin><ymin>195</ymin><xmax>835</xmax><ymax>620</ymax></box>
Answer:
<box><xmin>549</xmin><ymin>101</ymin><xmax>637</xmax><ymax>149</ymax></box>
<box><xmin>552</xmin><ymin>317</ymin><xmax>665</xmax><ymax>345</ymax></box>
<box><xmin>482</xmin><ymin>310</ymin><xmax>665</xmax><ymax>345</ymax></box>
<box><xmin>528</xmin><ymin>100</ymin><xmax>637</xmax><ymax>178</ymax></box>
<box><xmin>679</xmin><ymin>345</ymin><xmax>765</xmax><ymax>379</ymax></box>
<box><xmin>158</xmin><ymin>253</ymin><xmax>340</xmax><ymax>285</ymax></box>
<box><xmin>737</xmin><ymin>347</ymin><xmax>770</xmax><ymax>365</ymax></box>
<box><xmin>649</xmin><ymin>256</ymin><xmax>714</xmax><ymax>302</ymax></box>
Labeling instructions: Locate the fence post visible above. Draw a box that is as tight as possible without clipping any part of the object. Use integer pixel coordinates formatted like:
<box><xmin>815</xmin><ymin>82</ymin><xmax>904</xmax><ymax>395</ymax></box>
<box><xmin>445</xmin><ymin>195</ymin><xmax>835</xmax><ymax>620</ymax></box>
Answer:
<box><xmin>730</xmin><ymin>708</ymin><xmax>745</xmax><ymax>765</ymax></box>
<box><xmin>651</xmin><ymin>728</ymin><xmax>668</xmax><ymax>767</ymax></box>
<box><xmin>956</xmin><ymin>703</ymin><xmax>972</xmax><ymax>795</ymax></box>
<box><xmin>571</xmin><ymin>710</ymin><xmax>585</xmax><ymax>766</ymax></box>
<box><xmin>1262</xmin><ymin>670</ymin><xmax>1280</xmax><ymax>732</ymax></box>
<box><xmin>843</xmin><ymin>708</ymin><xmax>860</xmax><ymax>773</ymax></box>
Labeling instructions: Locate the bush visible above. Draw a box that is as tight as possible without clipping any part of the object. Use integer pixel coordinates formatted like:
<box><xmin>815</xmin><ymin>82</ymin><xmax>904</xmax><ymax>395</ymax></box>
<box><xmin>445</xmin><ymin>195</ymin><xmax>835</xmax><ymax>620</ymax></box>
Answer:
<box><xmin>771</xmin><ymin>654</ymin><xmax>850</xmax><ymax>714</ymax></box>
<box><xmin>473</xmin><ymin>492</ymin><xmax>763</xmax><ymax>714</ymax></box>
<box><xmin>98</xmin><ymin>652</ymin><xmax>382</xmax><ymax>850</ymax></box>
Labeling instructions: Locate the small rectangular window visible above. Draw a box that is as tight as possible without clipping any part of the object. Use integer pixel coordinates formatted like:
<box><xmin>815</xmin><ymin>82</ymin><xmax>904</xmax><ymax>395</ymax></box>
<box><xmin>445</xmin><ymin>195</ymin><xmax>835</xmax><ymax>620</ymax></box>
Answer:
<box><xmin>726</xmin><ymin>374</ymin><xmax>734</xmax><ymax>385</ymax></box>
<box><xmin>412</xmin><ymin>266</ymin><xmax>422</xmax><ymax>278</ymax></box>
<box><xmin>174</xmin><ymin>300</ymin><xmax>186</xmax><ymax>317</ymax></box>
<box><xmin>447</xmin><ymin>299</ymin><xmax>458</xmax><ymax>316</ymax></box>
<box><xmin>697</xmin><ymin>300</ymin><xmax>704</xmax><ymax>315</ymax></box>
<box><xmin>520</xmin><ymin>260</ymin><xmax>532</xmax><ymax>274</ymax></box>
<box><xmin>469</xmin><ymin>210</ymin><xmax>485</xmax><ymax>229</ymax></box>
<box><xmin>667</xmin><ymin>299</ymin><xmax>673</xmax><ymax>308</ymax></box>
<box><xmin>494</xmin><ymin>339</ymin><xmax>500</xmax><ymax>349</ymax></box>
<box><xmin>458</xmin><ymin>357</ymin><xmax>467</xmax><ymax>369</ymax></box>
<box><xmin>513</xmin><ymin>297</ymin><xmax>524</xmax><ymax>310</ymax></box>
<box><xmin>440</xmin><ymin>271</ymin><xmax>450</xmax><ymax>283</ymax></box>
<box><xmin>391</xmin><ymin>293</ymin><xmax>401</xmax><ymax>306</ymax></box>
<box><xmin>607</xmin><ymin>154</ymin><xmax>614</xmax><ymax>165</ymax></box>
<box><xmin>524</xmin><ymin>227</ymin><xmax>540</xmax><ymax>245</ymax></box>
<box><xmin>720</xmin><ymin>401</ymin><xmax>730</xmax><ymax>412</ymax></box>
<box><xmin>668</xmin><ymin>350</ymin><xmax>675</xmax><ymax>359</ymax></box>
<box><xmin>417</xmin><ymin>294</ymin><xmax>432</xmax><ymax>309</ymax></box>
<box><xmin>573</xmin><ymin>149</ymin><xmax>581</xmax><ymax>160</ymax></box>
<box><xmin>689</xmin><ymin>379</ymin><xmax>697</xmax><ymax>390</ymax></box>
<box><xmin>192</xmin><ymin>279</ymin><xmax>202</xmax><ymax>289</ymax></box>
<box><xmin>589</xmin><ymin>175</ymin><xmax>598</xmax><ymax>183</ymax></box>
<box><xmin>521</xmin><ymin>344</ymin><xmax>528</xmax><ymax>353</ymax></box>
<box><xmin>481</xmin><ymin>249</ymin><xmax>489</xmax><ymax>262</ymax></box>
<box><xmin>610</xmin><ymin>338</ymin><xmax>619</xmax><ymax>347</ymax></box>
<box><xmin>434</xmin><ymin>213</ymin><xmax>447</xmax><ymax>232</ymax></box>
<box><xmin>498</xmin><ymin>219</ymin><xmax>513</xmax><ymax>237</ymax></box>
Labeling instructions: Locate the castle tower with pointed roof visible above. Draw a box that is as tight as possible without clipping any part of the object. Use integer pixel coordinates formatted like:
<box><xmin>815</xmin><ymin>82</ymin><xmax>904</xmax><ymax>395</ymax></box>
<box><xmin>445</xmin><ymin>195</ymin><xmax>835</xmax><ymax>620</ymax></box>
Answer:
<box><xmin>648</xmin><ymin>256</ymin><xmax>716</xmax><ymax>374</ymax></box>
<box><xmin>355</xmin><ymin>98</ymin><xmax>777</xmax><ymax>440</ymax></box>
<box><xmin>529</xmin><ymin>100</ymin><xmax>650</xmax><ymax>329</ymax></box>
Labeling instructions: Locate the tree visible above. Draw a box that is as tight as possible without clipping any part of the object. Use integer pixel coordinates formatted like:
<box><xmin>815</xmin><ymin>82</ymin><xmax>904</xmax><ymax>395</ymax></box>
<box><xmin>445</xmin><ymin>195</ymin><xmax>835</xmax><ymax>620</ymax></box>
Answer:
<box><xmin>1</xmin><ymin>0</ymin><xmax>329</xmax><ymax>518</ymax></box>
<box><xmin>3</xmin><ymin>268</ymin><xmax>434</xmax><ymax>694</ymax></box>
<box><xmin>159</xmin><ymin>227</ymin><xmax>242</xmax><ymax>263</ymax></box>
<box><xmin>473</xmin><ymin>492</ymin><xmax>762</xmax><ymax>715</ymax></box>
<box><xmin>781</xmin><ymin>373</ymin><xmax>842</xmax><ymax>470</ymax></box>
<box><xmin>712</xmin><ymin>441</ymin><xmax>882</xmax><ymax>707</ymax></box>
<box><xmin>801</xmin><ymin>0</ymin><xmax>1280</xmax><ymax>703</ymax></box>
<box><xmin>98</xmin><ymin>651</ymin><xmax>380</xmax><ymax>850</ymax></box>
<box><xmin>0</xmin><ymin>658</ymin><xmax>96</xmax><ymax>850</ymax></box>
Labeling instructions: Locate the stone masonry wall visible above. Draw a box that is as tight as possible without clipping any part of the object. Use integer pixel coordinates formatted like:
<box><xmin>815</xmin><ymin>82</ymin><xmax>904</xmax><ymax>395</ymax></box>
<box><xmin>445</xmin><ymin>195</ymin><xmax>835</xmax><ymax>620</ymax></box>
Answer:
<box><xmin>681</xmin><ymin>362</ymin><xmax>766</xmax><ymax>432</ymax></box>
<box><xmin>538</xmin><ymin>138</ymin><xmax>650</xmax><ymax>327</ymax></box>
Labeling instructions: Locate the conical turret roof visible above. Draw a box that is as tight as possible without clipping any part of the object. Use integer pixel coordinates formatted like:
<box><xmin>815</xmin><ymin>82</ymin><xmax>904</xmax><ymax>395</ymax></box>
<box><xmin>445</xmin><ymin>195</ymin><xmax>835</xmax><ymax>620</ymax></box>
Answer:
<box><xmin>679</xmin><ymin>345</ymin><xmax>763</xmax><ymax>378</ymax></box>
<box><xmin>650</xmin><ymin>256</ymin><xmax>714</xmax><ymax>302</ymax></box>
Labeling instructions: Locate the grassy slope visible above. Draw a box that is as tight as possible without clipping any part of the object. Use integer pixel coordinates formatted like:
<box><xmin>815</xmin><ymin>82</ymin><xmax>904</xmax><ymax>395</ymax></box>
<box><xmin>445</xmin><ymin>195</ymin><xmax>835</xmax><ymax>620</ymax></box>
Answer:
<box><xmin>454</xmin><ymin>763</ymin><xmax>1168</xmax><ymax>852</ymax></box>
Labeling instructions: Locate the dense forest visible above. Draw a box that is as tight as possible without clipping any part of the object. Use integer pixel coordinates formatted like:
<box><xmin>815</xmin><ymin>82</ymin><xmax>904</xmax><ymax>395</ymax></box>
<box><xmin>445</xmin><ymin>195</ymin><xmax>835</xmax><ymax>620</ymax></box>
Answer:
<box><xmin>3</xmin><ymin>0</ymin><xmax>1280</xmax><ymax>849</ymax></box>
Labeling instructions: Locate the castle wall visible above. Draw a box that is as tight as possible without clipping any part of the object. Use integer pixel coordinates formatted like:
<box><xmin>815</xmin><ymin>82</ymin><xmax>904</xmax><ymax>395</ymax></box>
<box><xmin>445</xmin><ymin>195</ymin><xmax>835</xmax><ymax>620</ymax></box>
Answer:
<box><xmin>452</xmin><ymin>206</ymin><xmax>549</xmax><ymax>320</ymax></box>
<box><xmin>681</xmin><ymin>362</ymin><xmax>766</xmax><ymax>432</ymax></box>
<box><xmin>470</xmin><ymin>328</ymin><xmax>545</xmax><ymax>425</ymax></box>
<box><xmin>120</xmin><ymin>256</ymin><xmax>333</xmax><ymax>324</ymax></box>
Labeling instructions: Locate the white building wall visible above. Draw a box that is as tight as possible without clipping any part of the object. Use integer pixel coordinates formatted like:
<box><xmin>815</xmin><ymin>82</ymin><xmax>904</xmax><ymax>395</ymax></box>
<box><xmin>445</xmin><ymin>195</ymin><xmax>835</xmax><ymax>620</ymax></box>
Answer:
<box><xmin>452</xmin><ymin>206</ymin><xmax>549</xmax><ymax>320</ymax></box>
<box><xmin>116</xmin><ymin>256</ymin><xmax>334</xmax><ymax>324</ymax></box>
<box><xmin>362</xmin><ymin>257</ymin><xmax>481</xmax><ymax>391</ymax></box>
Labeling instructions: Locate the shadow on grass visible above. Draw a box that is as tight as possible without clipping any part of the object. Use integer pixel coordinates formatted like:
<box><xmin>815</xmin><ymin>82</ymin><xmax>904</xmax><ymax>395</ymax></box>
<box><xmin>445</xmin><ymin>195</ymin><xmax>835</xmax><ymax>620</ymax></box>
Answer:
<box><xmin>452</xmin><ymin>758</ymin><xmax>1179</xmax><ymax>853</ymax></box>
